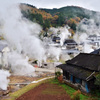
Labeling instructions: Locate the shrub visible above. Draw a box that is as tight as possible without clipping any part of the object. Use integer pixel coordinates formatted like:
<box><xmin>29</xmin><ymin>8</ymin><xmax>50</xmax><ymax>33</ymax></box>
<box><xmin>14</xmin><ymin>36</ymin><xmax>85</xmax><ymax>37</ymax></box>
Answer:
<box><xmin>72</xmin><ymin>90</ymin><xmax>81</xmax><ymax>100</ymax></box>
<box><xmin>58</xmin><ymin>75</ymin><xmax>63</xmax><ymax>83</ymax></box>
<box><xmin>55</xmin><ymin>71</ymin><xmax>61</xmax><ymax>78</ymax></box>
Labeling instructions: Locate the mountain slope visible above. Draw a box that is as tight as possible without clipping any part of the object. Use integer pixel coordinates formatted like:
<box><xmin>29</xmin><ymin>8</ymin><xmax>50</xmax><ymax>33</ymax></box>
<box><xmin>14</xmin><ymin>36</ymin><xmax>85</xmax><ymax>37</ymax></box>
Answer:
<box><xmin>40</xmin><ymin>6</ymin><xmax>96</xmax><ymax>19</ymax></box>
<box><xmin>20</xmin><ymin>3</ymin><xmax>98</xmax><ymax>35</ymax></box>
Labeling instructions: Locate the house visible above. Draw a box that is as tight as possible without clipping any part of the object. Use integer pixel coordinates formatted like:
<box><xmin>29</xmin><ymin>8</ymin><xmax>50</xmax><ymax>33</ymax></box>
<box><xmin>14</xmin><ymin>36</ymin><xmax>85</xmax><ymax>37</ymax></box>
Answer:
<box><xmin>56</xmin><ymin>53</ymin><xmax>100</xmax><ymax>93</ymax></box>
<box><xmin>87</xmin><ymin>35</ymin><xmax>100</xmax><ymax>47</ymax></box>
<box><xmin>87</xmin><ymin>35</ymin><xmax>100</xmax><ymax>41</ymax></box>
<box><xmin>87</xmin><ymin>35</ymin><xmax>97</xmax><ymax>41</ymax></box>
<box><xmin>64</xmin><ymin>39</ymin><xmax>78</xmax><ymax>50</ymax></box>
<box><xmin>61</xmin><ymin>39</ymin><xmax>80</xmax><ymax>54</ymax></box>
<box><xmin>52</xmin><ymin>36</ymin><xmax>60</xmax><ymax>43</ymax></box>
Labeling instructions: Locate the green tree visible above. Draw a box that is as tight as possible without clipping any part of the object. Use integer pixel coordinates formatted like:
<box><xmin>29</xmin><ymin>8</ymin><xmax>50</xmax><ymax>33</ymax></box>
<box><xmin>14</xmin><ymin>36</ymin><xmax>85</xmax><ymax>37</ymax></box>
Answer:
<box><xmin>43</xmin><ymin>19</ymin><xmax>51</xmax><ymax>29</ymax></box>
<box><xmin>35</xmin><ymin>14</ymin><xmax>43</xmax><ymax>25</ymax></box>
<box><xmin>70</xmin><ymin>22</ymin><xmax>76</xmax><ymax>31</ymax></box>
<box><xmin>57</xmin><ymin>13</ymin><xmax>65</xmax><ymax>26</ymax></box>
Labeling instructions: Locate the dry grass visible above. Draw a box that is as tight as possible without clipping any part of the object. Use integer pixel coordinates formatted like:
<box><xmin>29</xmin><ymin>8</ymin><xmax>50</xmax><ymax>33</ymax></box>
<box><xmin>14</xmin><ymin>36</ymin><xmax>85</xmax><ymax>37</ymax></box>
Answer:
<box><xmin>2</xmin><ymin>78</ymin><xmax>53</xmax><ymax>100</ymax></box>
<box><xmin>9</xmin><ymin>75</ymin><xmax>38</xmax><ymax>84</ymax></box>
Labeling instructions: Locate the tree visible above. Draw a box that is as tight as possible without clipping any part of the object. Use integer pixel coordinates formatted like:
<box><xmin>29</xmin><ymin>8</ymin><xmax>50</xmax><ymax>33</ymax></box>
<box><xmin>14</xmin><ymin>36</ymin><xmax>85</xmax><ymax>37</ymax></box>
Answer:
<box><xmin>70</xmin><ymin>22</ymin><xmax>76</xmax><ymax>31</ymax></box>
<box><xmin>35</xmin><ymin>14</ymin><xmax>43</xmax><ymax>25</ymax></box>
<box><xmin>57</xmin><ymin>13</ymin><xmax>65</xmax><ymax>26</ymax></box>
<box><xmin>43</xmin><ymin>19</ymin><xmax>51</xmax><ymax>30</ymax></box>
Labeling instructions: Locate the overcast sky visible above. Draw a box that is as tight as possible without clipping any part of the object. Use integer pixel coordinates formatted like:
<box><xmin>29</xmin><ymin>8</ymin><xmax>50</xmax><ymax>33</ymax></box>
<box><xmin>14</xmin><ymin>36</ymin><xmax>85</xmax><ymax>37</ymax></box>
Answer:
<box><xmin>20</xmin><ymin>0</ymin><xmax>100</xmax><ymax>12</ymax></box>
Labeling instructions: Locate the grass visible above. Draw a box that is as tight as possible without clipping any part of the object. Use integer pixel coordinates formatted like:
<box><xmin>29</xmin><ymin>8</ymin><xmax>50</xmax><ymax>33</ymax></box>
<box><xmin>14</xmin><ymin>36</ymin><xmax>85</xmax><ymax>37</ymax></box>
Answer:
<box><xmin>50</xmin><ymin>78</ymin><xmax>98</xmax><ymax>100</ymax></box>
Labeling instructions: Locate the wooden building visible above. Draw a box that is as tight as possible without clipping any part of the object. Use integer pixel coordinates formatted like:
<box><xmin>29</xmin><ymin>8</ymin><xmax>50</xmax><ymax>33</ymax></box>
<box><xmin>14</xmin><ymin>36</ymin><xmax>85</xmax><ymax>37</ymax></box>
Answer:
<box><xmin>87</xmin><ymin>35</ymin><xmax>100</xmax><ymax>47</ymax></box>
<box><xmin>57</xmin><ymin>53</ymin><xmax>100</xmax><ymax>93</ymax></box>
<box><xmin>64</xmin><ymin>39</ymin><xmax>78</xmax><ymax>50</ymax></box>
<box><xmin>52</xmin><ymin>36</ymin><xmax>60</xmax><ymax>43</ymax></box>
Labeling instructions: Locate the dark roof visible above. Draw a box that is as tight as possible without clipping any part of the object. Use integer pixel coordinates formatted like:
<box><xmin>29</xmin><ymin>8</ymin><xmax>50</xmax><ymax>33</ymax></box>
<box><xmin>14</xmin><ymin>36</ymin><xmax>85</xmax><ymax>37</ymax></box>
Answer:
<box><xmin>88</xmin><ymin>35</ymin><xmax>97</xmax><ymax>38</ymax></box>
<box><xmin>64</xmin><ymin>39</ymin><xmax>77</xmax><ymax>45</ymax></box>
<box><xmin>57</xmin><ymin>64</ymin><xmax>93</xmax><ymax>80</ymax></box>
<box><xmin>52</xmin><ymin>36</ymin><xmax>60</xmax><ymax>41</ymax></box>
<box><xmin>90</xmin><ymin>48</ymin><xmax>100</xmax><ymax>54</ymax></box>
<box><xmin>66</xmin><ymin>53</ymin><xmax>100</xmax><ymax>71</ymax></box>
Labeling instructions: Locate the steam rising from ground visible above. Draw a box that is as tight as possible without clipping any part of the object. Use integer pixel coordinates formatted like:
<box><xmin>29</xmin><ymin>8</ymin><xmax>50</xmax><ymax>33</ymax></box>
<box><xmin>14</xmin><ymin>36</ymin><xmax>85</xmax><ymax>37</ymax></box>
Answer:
<box><xmin>46</xmin><ymin>47</ymin><xmax>61</xmax><ymax>61</ymax></box>
<box><xmin>8</xmin><ymin>52</ymin><xmax>35</xmax><ymax>76</ymax></box>
<box><xmin>74</xmin><ymin>15</ymin><xmax>100</xmax><ymax>53</ymax></box>
<box><xmin>0</xmin><ymin>0</ymin><xmax>72</xmax><ymax>90</ymax></box>
<box><xmin>0</xmin><ymin>0</ymin><xmax>46</xmax><ymax>89</ymax></box>
<box><xmin>59</xmin><ymin>26</ymin><xmax>71</xmax><ymax>46</ymax></box>
<box><xmin>1</xmin><ymin>0</ymin><xmax>100</xmax><ymax>91</ymax></box>
<box><xmin>0</xmin><ymin>0</ymin><xmax>46</xmax><ymax>77</ymax></box>
<box><xmin>45</xmin><ymin>26</ymin><xmax>71</xmax><ymax>61</ymax></box>
<box><xmin>49</xmin><ymin>26</ymin><xmax>71</xmax><ymax>46</ymax></box>
<box><xmin>0</xmin><ymin>70</ymin><xmax>10</xmax><ymax>90</ymax></box>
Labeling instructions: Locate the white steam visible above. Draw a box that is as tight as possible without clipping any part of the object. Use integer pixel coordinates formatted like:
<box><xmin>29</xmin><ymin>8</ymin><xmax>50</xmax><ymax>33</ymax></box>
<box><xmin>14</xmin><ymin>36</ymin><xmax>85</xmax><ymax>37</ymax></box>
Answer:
<box><xmin>8</xmin><ymin>52</ymin><xmax>35</xmax><ymax>76</ymax></box>
<box><xmin>0</xmin><ymin>0</ymin><xmax>46</xmax><ymax>77</ymax></box>
<box><xmin>47</xmin><ymin>47</ymin><xmax>61</xmax><ymax>61</ymax></box>
<box><xmin>45</xmin><ymin>26</ymin><xmax>71</xmax><ymax>61</ymax></box>
<box><xmin>74</xmin><ymin>15</ymin><xmax>100</xmax><ymax>53</ymax></box>
<box><xmin>0</xmin><ymin>70</ymin><xmax>10</xmax><ymax>90</ymax></box>
<box><xmin>59</xmin><ymin>26</ymin><xmax>71</xmax><ymax>46</ymax></box>
<box><xmin>49</xmin><ymin>26</ymin><xmax>71</xmax><ymax>46</ymax></box>
<box><xmin>0</xmin><ymin>0</ymin><xmax>46</xmax><ymax>90</ymax></box>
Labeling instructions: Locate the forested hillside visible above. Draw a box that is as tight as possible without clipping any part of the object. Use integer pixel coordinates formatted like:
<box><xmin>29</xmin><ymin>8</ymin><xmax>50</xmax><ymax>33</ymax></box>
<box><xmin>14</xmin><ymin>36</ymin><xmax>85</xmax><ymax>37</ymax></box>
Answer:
<box><xmin>20</xmin><ymin>3</ymin><xmax>97</xmax><ymax>35</ymax></box>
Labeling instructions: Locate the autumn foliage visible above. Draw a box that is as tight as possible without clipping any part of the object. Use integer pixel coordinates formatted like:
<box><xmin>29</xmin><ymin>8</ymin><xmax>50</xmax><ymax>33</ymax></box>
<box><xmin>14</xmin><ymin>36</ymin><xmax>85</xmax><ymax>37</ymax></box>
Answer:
<box><xmin>20</xmin><ymin>4</ymin><xmax>82</xmax><ymax>32</ymax></box>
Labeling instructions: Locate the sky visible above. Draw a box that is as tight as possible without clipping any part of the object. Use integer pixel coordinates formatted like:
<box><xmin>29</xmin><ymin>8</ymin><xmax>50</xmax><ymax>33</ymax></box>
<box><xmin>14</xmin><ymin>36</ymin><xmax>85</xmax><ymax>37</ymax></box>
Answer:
<box><xmin>20</xmin><ymin>0</ymin><xmax>100</xmax><ymax>12</ymax></box>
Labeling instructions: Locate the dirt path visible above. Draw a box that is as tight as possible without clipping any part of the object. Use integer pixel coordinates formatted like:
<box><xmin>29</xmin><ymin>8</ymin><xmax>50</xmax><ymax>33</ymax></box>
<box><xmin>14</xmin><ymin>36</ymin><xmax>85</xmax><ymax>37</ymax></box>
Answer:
<box><xmin>16</xmin><ymin>83</ymin><xmax>71</xmax><ymax>100</ymax></box>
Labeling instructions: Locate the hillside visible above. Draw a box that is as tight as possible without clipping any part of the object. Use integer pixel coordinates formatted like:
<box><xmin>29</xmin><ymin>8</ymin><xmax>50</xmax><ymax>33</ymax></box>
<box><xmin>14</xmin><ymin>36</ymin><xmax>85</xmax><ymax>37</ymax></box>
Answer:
<box><xmin>20</xmin><ymin>3</ymin><xmax>98</xmax><ymax>35</ymax></box>
<box><xmin>40</xmin><ymin>6</ymin><xmax>95</xmax><ymax>19</ymax></box>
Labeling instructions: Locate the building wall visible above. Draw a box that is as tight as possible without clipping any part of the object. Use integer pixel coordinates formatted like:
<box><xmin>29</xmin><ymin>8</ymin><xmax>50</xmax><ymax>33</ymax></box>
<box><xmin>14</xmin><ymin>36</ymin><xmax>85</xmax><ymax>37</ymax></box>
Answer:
<box><xmin>63</xmin><ymin>70</ymin><xmax>90</xmax><ymax>93</ymax></box>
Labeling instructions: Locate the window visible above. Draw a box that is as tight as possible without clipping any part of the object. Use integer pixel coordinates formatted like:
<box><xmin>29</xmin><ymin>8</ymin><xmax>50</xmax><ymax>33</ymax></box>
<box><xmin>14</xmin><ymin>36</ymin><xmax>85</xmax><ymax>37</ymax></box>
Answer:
<box><xmin>75</xmin><ymin>78</ymin><xmax>82</xmax><ymax>84</ymax></box>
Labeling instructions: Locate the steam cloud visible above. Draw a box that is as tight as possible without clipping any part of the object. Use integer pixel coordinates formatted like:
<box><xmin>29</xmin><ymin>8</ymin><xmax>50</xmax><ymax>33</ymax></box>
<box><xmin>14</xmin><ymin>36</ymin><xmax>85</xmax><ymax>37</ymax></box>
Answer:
<box><xmin>1</xmin><ymin>0</ymin><xmax>100</xmax><ymax>90</ymax></box>
<box><xmin>45</xmin><ymin>26</ymin><xmax>71</xmax><ymax>61</ymax></box>
<box><xmin>0</xmin><ymin>0</ymin><xmax>46</xmax><ymax>90</ymax></box>
<box><xmin>0</xmin><ymin>0</ymin><xmax>72</xmax><ymax>90</ymax></box>
<box><xmin>74</xmin><ymin>14</ymin><xmax>100</xmax><ymax>53</ymax></box>
<box><xmin>0</xmin><ymin>0</ymin><xmax>46</xmax><ymax>77</ymax></box>
<box><xmin>0</xmin><ymin>70</ymin><xmax>10</xmax><ymax>90</ymax></box>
